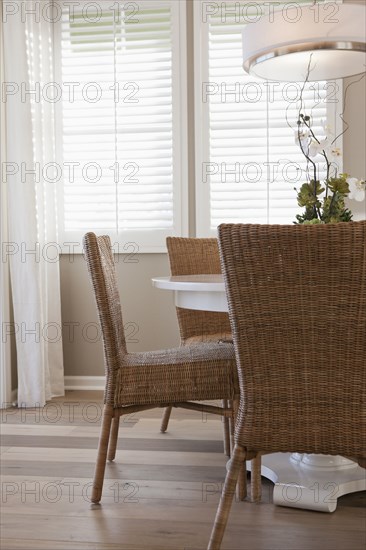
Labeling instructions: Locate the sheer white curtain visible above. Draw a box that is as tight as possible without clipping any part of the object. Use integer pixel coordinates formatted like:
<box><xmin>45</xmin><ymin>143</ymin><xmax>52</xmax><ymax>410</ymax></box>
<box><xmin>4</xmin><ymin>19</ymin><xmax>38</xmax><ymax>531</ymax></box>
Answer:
<box><xmin>1</xmin><ymin>19</ymin><xmax>12</xmax><ymax>408</ymax></box>
<box><xmin>2</xmin><ymin>1</ymin><xmax>64</xmax><ymax>406</ymax></box>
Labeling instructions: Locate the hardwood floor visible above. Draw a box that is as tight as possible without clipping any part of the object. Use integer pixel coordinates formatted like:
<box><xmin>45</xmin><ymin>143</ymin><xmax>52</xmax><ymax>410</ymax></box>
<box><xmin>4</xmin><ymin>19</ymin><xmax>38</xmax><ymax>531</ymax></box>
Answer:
<box><xmin>1</xmin><ymin>391</ymin><xmax>365</xmax><ymax>550</ymax></box>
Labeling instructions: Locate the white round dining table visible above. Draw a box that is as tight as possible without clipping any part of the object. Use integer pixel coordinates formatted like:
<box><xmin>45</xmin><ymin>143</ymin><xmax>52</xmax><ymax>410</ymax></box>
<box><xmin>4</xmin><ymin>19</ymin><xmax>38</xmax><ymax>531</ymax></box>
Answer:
<box><xmin>152</xmin><ymin>274</ymin><xmax>366</xmax><ymax>512</ymax></box>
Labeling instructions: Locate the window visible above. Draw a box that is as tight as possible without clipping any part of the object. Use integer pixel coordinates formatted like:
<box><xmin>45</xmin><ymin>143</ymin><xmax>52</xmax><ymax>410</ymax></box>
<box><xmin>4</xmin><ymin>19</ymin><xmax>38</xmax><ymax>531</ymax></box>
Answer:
<box><xmin>54</xmin><ymin>0</ymin><xmax>344</xmax><ymax>249</ymax></box>
<box><xmin>194</xmin><ymin>0</ymin><xmax>342</xmax><ymax>235</ymax></box>
<box><xmin>55</xmin><ymin>0</ymin><xmax>187</xmax><ymax>252</ymax></box>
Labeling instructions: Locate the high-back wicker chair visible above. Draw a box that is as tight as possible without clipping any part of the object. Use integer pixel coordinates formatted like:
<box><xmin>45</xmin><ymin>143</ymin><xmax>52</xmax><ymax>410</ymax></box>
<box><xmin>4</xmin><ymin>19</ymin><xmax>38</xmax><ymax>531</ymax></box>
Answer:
<box><xmin>83</xmin><ymin>232</ymin><xmax>239</xmax><ymax>504</ymax></box>
<box><xmin>161</xmin><ymin>238</ymin><xmax>232</xmax><ymax>456</ymax></box>
<box><xmin>208</xmin><ymin>222</ymin><xmax>366</xmax><ymax>549</ymax></box>
<box><xmin>167</xmin><ymin>237</ymin><xmax>232</xmax><ymax>344</ymax></box>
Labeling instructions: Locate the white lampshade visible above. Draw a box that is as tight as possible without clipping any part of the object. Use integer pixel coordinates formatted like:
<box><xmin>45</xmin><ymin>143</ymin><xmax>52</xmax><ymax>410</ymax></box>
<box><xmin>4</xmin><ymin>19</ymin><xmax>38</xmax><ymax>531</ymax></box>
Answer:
<box><xmin>242</xmin><ymin>3</ymin><xmax>366</xmax><ymax>81</ymax></box>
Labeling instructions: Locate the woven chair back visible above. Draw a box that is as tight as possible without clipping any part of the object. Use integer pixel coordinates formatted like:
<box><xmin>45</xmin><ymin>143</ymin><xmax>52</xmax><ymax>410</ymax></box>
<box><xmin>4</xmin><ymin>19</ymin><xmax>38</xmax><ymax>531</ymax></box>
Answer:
<box><xmin>83</xmin><ymin>233</ymin><xmax>127</xmax><ymax>379</ymax></box>
<box><xmin>218</xmin><ymin>222</ymin><xmax>366</xmax><ymax>458</ymax></box>
<box><xmin>166</xmin><ymin>237</ymin><xmax>232</xmax><ymax>342</ymax></box>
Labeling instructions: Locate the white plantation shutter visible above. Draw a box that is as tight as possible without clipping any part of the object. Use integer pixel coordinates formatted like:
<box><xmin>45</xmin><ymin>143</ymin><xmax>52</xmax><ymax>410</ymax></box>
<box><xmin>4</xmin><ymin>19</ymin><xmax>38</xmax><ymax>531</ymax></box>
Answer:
<box><xmin>194</xmin><ymin>1</ymin><xmax>342</xmax><ymax>234</ymax></box>
<box><xmin>55</xmin><ymin>0</ymin><xmax>187</xmax><ymax>251</ymax></box>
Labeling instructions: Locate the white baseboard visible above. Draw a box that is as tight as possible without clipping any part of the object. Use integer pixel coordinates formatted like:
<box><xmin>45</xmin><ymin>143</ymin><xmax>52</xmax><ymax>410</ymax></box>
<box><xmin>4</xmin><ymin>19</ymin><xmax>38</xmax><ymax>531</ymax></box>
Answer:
<box><xmin>64</xmin><ymin>376</ymin><xmax>105</xmax><ymax>391</ymax></box>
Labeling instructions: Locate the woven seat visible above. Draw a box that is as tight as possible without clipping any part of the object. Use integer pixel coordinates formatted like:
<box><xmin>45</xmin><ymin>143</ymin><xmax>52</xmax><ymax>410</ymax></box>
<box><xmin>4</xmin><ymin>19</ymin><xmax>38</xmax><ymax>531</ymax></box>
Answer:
<box><xmin>208</xmin><ymin>222</ymin><xmax>366</xmax><ymax>549</ymax></box>
<box><xmin>83</xmin><ymin>232</ymin><xmax>239</xmax><ymax>504</ymax></box>
<box><xmin>116</xmin><ymin>344</ymin><xmax>238</xmax><ymax>407</ymax></box>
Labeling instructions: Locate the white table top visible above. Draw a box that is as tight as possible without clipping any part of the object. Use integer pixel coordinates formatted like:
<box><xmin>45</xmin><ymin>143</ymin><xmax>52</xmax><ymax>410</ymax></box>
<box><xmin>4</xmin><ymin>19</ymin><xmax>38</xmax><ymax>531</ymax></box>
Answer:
<box><xmin>152</xmin><ymin>274</ymin><xmax>224</xmax><ymax>291</ymax></box>
<box><xmin>151</xmin><ymin>275</ymin><xmax>227</xmax><ymax>312</ymax></box>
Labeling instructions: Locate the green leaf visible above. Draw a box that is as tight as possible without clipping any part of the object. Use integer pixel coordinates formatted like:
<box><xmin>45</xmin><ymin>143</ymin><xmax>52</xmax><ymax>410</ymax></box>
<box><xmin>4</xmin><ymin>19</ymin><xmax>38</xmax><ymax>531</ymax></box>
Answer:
<box><xmin>326</xmin><ymin>175</ymin><xmax>350</xmax><ymax>196</ymax></box>
<box><xmin>297</xmin><ymin>181</ymin><xmax>324</xmax><ymax>207</ymax></box>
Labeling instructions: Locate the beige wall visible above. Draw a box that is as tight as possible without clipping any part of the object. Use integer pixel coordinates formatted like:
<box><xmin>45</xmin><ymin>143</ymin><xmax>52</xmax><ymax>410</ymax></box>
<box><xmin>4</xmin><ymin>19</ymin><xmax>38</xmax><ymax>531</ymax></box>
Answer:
<box><xmin>339</xmin><ymin>0</ymin><xmax>366</xmax><ymax>221</ymax></box>
<box><xmin>343</xmin><ymin>74</ymin><xmax>366</xmax><ymax>220</ymax></box>
<box><xmin>61</xmin><ymin>254</ymin><xmax>180</xmax><ymax>377</ymax></box>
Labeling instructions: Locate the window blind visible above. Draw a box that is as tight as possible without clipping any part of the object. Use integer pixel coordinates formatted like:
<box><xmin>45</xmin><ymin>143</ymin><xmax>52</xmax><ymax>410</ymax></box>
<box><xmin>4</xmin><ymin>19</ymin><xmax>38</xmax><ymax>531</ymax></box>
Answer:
<box><xmin>55</xmin><ymin>0</ymin><xmax>187</xmax><ymax>251</ymax></box>
<box><xmin>195</xmin><ymin>1</ymin><xmax>341</xmax><ymax>234</ymax></box>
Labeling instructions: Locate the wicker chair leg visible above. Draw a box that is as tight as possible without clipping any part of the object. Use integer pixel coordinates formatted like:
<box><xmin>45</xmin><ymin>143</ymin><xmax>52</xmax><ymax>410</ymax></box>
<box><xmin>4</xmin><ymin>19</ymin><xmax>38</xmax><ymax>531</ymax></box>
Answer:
<box><xmin>208</xmin><ymin>444</ymin><xmax>246</xmax><ymax>550</ymax></box>
<box><xmin>229</xmin><ymin>410</ymin><xmax>235</xmax><ymax>455</ymax></box>
<box><xmin>231</xmin><ymin>397</ymin><xmax>247</xmax><ymax>501</ymax></box>
<box><xmin>107</xmin><ymin>415</ymin><xmax>120</xmax><ymax>462</ymax></box>
<box><xmin>222</xmin><ymin>399</ymin><xmax>231</xmax><ymax>457</ymax></box>
<box><xmin>250</xmin><ymin>453</ymin><xmax>262</xmax><ymax>503</ymax></box>
<box><xmin>160</xmin><ymin>405</ymin><xmax>173</xmax><ymax>433</ymax></box>
<box><xmin>237</xmin><ymin>460</ymin><xmax>247</xmax><ymax>501</ymax></box>
<box><xmin>91</xmin><ymin>404</ymin><xmax>114</xmax><ymax>504</ymax></box>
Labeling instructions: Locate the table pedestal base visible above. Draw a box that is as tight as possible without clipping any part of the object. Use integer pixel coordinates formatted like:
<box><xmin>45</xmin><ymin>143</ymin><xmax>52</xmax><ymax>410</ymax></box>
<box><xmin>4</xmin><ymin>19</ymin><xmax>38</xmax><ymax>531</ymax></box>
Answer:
<box><xmin>248</xmin><ymin>453</ymin><xmax>366</xmax><ymax>512</ymax></box>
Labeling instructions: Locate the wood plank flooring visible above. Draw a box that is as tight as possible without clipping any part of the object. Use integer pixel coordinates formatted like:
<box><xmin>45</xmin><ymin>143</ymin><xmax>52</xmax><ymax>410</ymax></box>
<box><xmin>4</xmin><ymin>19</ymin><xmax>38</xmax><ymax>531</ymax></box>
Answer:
<box><xmin>1</xmin><ymin>391</ymin><xmax>365</xmax><ymax>550</ymax></box>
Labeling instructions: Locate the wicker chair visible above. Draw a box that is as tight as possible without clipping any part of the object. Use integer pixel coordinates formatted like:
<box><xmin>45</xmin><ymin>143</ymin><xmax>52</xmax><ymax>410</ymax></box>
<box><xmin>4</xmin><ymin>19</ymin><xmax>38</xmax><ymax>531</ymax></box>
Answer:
<box><xmin>83</xmin><ymin>232</ymin><xmax>239</xmax><ymax>504</ymax></box>
<box><xmin>161</xmin><ymin>238</ymin><xmax>232</xmax><ymax>458</ymax></box>
<box><xmin>208</xmin><ymin>222</ymin><xmax>366</xmax><ymax>550</ymax></box>
<box><xmin>166</xmin><ymin>237</ymin><xmax>232</xmax><ymax>345</ymax></box>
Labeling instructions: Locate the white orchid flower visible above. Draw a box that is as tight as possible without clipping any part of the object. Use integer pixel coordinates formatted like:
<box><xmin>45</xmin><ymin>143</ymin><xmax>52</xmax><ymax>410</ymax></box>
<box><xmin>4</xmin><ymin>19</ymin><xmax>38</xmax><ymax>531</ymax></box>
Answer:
<box><xmin>347</xmin><ymin>177</ymin><xmax>366</xmax><ymax>202</ymax></box>
<box><xmin>328</xmin><ymin>147</ymin><xmax>342</xmax><ymax>160</ymax></box>
<box><xmin>308</xmin><ymin>138</ymin><xmax>329</xmax><ymax>158</ymax></box>
<box><xmin>308</xmin><ymin>137</ymin><xmax>342</xmax><ymax>161</ymax></box>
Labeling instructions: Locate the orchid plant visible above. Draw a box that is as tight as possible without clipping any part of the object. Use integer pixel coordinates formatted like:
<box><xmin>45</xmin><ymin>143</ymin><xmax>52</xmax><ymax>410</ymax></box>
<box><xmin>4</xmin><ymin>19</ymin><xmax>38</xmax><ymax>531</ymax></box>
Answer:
<box><xmin>294</xmin><ymin>113</ymin><xmax>365</xmax><ymax>225</ymax></box>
